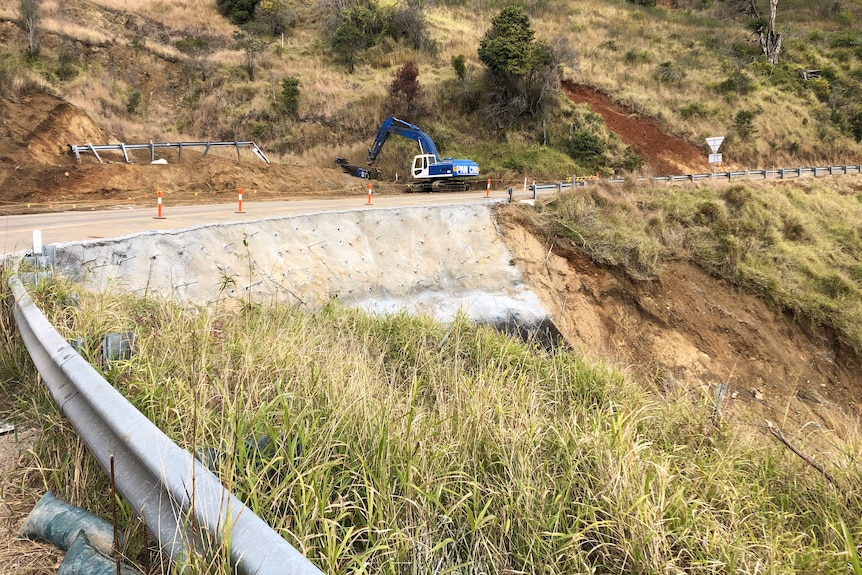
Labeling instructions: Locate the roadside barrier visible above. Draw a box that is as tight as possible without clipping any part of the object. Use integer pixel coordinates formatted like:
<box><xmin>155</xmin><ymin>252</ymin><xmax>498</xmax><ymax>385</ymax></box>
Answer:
<box><xmin>8</xmin><ymin>263</ymin><xmax>324</xmax><ymax>575</ymax></box>
<box><xmin>367</xmin><ymin>181</ymin><xmax>373</xmax><ymax>205</ymax></box>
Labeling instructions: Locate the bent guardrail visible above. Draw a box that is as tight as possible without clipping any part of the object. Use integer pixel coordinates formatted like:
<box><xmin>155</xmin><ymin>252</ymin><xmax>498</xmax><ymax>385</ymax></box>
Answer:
<box><xmin>9</xmin><ymin>272</ymin><xmax>323</xmax><ymax>575</ymax></box>
<box><xmin>69</xmin><ymin>140</ymin><xmax>270</xmax><ymax>164</ymax></box>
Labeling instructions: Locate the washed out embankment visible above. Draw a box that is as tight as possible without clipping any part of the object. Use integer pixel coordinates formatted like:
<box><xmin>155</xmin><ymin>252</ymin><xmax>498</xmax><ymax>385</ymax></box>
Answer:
<box><xmin>54</xmin><ymin>205</ymin><xmax>550</xmax><ymax>331</ymax></box>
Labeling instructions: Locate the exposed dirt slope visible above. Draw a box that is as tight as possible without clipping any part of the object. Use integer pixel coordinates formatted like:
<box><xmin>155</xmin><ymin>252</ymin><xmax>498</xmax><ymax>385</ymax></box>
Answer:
<box><xmin>498</xmin><ymin>203</ymin><xmax>861</xmax><ymax>432</ymax></box>
<box><xmin>0</xmin><ymin>93</ymin><xmax>401</xmax><ymax>215</ymax></box>
<box><xmin>563</xmin><ymin>81</ymin><xmax>712</xmax><ymax>175</ymax></box>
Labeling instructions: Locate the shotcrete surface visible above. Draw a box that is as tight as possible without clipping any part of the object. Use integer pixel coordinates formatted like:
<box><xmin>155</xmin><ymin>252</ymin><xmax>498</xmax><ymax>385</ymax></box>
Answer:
<box><xmin>54</xmin><ymin>205</ymin><xmax>547</xmax><ymax>325</ymax></box>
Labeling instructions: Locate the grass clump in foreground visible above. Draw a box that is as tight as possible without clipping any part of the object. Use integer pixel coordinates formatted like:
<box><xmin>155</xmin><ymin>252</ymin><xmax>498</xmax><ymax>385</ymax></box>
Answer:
<box><xmin>2</xmin><ymin>280</ymin><xmax>860</xmax><ymax>575</ymax></box>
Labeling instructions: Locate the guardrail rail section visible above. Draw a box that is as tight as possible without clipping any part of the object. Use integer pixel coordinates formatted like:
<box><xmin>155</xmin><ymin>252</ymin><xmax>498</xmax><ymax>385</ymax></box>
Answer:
<box><xmin>9</xmin><ymin>273</ymin><xmax>323</xmax><ymax>575</ymax></box>
<box><xmin>68</xmin><ymin>141</ymin><xmax>270</xmax><ymax>164</ymax></box>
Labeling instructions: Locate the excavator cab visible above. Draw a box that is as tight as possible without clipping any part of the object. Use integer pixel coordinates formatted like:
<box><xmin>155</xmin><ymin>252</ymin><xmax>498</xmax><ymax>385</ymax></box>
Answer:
<box><xmin>412</xmin><ymin>154</ymin><xmax>435</xmax><ymax>179</ymax></box>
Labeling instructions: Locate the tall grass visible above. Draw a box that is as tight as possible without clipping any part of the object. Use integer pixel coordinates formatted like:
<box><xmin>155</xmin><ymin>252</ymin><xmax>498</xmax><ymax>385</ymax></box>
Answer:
<box><xmin>3</xmin><ymin>275</ymin><xmax>860</xmax><ymax>574</ymax></box>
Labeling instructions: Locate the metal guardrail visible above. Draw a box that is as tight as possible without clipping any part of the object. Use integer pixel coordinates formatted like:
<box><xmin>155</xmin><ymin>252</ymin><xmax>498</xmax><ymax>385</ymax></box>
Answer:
<box><xmin>69</xmin><ymin>141</ymin><xmax>270</xmax><ymax>164</ymax></box>
<box><xmin>609</xmin><ymin>164</ymin><xmax>862</xmax><ymax>184</ymax></box>
<box><xmin>9</xmin><ymin>272</ymin><xmax>323</xmax><ymax>575</ymax></box>
<box><xmin>522</xmin><ymin>164</ymin><xmax>862</xmax><ymax>198</ymax></box>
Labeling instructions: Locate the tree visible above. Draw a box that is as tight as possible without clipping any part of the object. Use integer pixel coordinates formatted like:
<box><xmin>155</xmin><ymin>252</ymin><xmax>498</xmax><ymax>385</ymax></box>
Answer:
<box><xmin>389</xmin><ymin>61</ymin><xmax>420</xmax><ymax>117</ymax></box>
<box><xmin>451</xmin><ymin>54</ymin><xmax>466</xmax><ymax>82</ymax></box>
<box><xmin>331</xmin><ymin>18</ymin><xmax>364</xmax><ymax>72</ymax></box>
<box><xmin>280</xmin><ymin>76</ymin><xmax>301</xmax><ymax>118</ymax></box>
<box><xmin>233</xmin><ymin>30</ymin><xmax>268</xmax><ymax>81</ymax></box>
<box><xmin>18</xmin><ymin>0</ymin><xmax>41</xmax><ymax>58</ymax></box>
<box><xmin>256</xmin><ymin>0</ymin><xmax>294</xmax><ymax>35</ymax></box>
<box><xmin>478</xmin><ymin>5</ymin><xmax>559</xmax><ymax>124</ymax></box>
<box><xmin>217</xmin><ymin>0</ymin><xmax>259</xmax><ymax>25</ymax></box>
<box><xmin>759</xmin><ymin>0</ymin><xmax>782</xmax><ymax>64</ymax></box>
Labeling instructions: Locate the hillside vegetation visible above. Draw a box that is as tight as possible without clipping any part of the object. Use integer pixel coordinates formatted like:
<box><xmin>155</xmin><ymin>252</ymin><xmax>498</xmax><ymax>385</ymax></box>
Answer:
<box><xmin>2</xmin><ymin>1</ymin><xmax>862</xmax><ymax>573</ymax></box>
<box><xmin>1</xmin><ymin>281</ymin><xmax>860</xmax><ymax>574</ymax></box>
<box><xmin>1</xmin><ymin>0</ymin><xmax>862</xmax><ymax>179</ymax></box>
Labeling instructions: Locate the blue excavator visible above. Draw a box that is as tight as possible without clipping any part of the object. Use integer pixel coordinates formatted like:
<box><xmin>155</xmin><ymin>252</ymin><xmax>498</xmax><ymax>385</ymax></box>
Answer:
<box><xmin>335</xmin><ymin>117</ymin><xmax>480</xmax><ymax>192</ymax></box>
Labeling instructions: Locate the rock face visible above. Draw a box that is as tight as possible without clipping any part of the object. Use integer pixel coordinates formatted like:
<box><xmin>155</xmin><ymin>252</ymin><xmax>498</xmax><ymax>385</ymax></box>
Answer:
<box><xmin>54</xmin><ymin>204</ymin><xmax>549</xmax><ymax>329</ymax></box>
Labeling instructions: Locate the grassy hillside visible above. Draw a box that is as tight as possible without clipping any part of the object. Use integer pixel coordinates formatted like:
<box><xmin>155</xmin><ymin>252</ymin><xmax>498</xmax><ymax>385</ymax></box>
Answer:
<box><xmin>2</xmin><ymin>279</ymin><xmax>860</xmax><ymax>574</ymax></box>
<box><xmin>2</xmin><ymin>0</ymin><xmax>862</xmax><ymax>178</ymax></box>
<box><xmin>516</xmin><ymin>176</ymin><xmax>862</xmax><ymax>356</ymax></box>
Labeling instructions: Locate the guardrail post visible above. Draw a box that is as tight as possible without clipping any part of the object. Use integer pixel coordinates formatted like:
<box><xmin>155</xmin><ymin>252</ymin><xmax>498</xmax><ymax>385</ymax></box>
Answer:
<box><xmin>779</xmin><ymin>169</ymin><xmax>785</xmax><ymax>179</ymax></box>
<box><xmin>797</xmin><ymin>167</ymin><xmax>802</xmax><ymax>177</ymax></box>
<box><xmin>508</xmin><ymin>187</ymin><xmax>515</xmax><ymax>203</ymax></box>
<box><xmin>557</xmin><ymin>182</ymin><xmax>562</xmax><ymax>194</ymax></box>
<box><xmin>531</xmin><ymin>182</ymin><xmax>537</xmax><ymax>200</ymax></box>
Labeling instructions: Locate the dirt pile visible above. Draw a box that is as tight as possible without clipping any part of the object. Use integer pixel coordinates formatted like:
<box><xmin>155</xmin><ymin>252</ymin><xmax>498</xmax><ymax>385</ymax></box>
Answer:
<box><xmin>0</xmin><ymin>93</ymin><xmax>401</xmax><ymax>215</ymax></box>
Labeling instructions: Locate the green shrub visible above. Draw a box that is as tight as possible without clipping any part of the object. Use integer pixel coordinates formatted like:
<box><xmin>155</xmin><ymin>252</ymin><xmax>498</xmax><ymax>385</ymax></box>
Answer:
<box><xmin>126</xmin><ymin>89</ymin><xmax>142</xmax><ymax>114</ymax></box>
<box><xmin>216</xmin><ymin>0</ymin><xmax>259</xmax><ymax>25</ymax></box>
<box><xmin>451</xmin><ymin>54</ymin><xmax>466</xmax><ymax>81</ymax></box>
<box><xmin>734</xmin><ymin>109</ymin><xmax>758</xmax><ymax>140</ymax></box>
<box><xmin>56</xmin><ymin>49</ymin><xmax>77</xmax><ymax>81</ymax></box>
<box><xmin>624</xmin><ymin>49</ymin><xmax>651</xmax><ymax>65</ymax></box>
<box><xmin>654</xmin><ymin>61</ymin><xmax>685</xmax><ymax>84</ymax></box>
<box><xmin>808</xmin><ymin>77</ymin><xmax>830</xmax><ymax>102</ymax></box>
<box><xmin>716</xmin><ymin>70</ymin><xmax>757</xmax><ymax>95</ymax></box>
<box><xmin>279</xmin><ymin>76</ymin><xmax>300</xmax><ymax>118</ymax></box>
<box><xmin>679</xmin><ymin>102</ymin><xmax>709</xmax><ymax>119</ymax></box>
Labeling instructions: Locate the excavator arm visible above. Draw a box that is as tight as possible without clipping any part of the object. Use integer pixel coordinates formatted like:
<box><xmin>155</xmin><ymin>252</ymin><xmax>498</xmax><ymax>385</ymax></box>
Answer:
<box><xmin>366</xmin><ymin>117</ymin><xmax>441</xmax><ymax>164</ymax></box>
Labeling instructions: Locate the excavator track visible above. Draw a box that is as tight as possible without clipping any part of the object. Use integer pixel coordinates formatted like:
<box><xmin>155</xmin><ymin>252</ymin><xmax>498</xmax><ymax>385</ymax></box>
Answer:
<box><xmin>406</xmin><ymin>180</ymin><xmax>473</xmax><ymax>193</ymax></box>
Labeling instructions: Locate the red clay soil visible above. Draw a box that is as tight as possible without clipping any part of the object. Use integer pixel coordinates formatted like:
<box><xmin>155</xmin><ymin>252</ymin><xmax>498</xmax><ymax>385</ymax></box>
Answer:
<box><xmin>563</xmin><ymin>80</ymin><xmax>711</xmax><ymax>175</ymax></box>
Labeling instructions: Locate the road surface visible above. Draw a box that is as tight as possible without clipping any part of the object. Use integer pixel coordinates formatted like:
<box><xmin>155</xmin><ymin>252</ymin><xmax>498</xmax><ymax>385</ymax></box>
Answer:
<box><xmin>0</xmin><ymin>189</ymin><xmax>537</xmax><ymax>255</ymax></box>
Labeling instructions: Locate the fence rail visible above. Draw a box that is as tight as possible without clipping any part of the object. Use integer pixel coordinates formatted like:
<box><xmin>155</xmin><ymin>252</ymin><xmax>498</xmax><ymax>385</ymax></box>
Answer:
<box><xmin>524</xmin><ymin>164</ymin><xmax>862</xmax><ymax>197</ymax></box>
<box><xmin>9</xmin><ymin>271</ymin><xmax>322</xmax><ymax>575</ymax></box>
<box><xmin>69</xmin><ymin>141</ymin><xmax>270</xmax><ymax>164</ymax></box>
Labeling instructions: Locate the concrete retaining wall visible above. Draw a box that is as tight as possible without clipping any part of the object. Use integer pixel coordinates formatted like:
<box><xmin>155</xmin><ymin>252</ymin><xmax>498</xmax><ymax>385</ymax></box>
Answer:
<box><xmin>54</xmin><ymin>205</ymin><xmax>548</xmax><ymax>328</ymax></box>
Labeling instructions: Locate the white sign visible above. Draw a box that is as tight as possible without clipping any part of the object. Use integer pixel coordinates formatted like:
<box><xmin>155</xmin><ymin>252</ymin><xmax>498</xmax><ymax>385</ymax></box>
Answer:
<box><xmin>709</xmin><ymin>153</ymin><xmax>723</xmax><ymax>164</ymax></box>
<box><xmin>706</xmin><ymin>137</ymin><xmax>724</xmax><ymax>153</ymax></box>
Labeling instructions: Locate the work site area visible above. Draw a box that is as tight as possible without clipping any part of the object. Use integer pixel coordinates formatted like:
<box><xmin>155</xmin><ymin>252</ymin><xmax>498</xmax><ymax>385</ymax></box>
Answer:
<box><xmin>2</xmin><ymin>0</ymin><xmax>862</xmax><ymax>572</ymax></box>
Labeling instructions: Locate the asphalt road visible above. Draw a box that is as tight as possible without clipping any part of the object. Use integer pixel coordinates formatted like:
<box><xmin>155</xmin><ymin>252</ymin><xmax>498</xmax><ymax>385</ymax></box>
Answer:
<box><xmin>0</xmin><ymin>189</ymin><xmax>531</xmax><ymax>255</ymax></box>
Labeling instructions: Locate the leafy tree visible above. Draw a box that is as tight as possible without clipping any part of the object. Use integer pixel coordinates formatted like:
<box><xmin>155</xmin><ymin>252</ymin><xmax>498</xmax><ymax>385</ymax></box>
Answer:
<box><xmin>233</xmin><ymin>30</ymin><xmax>268</xmax><ymax>81</ymax></box>
<box><xmin>479</xmin><ymin>5</ymin><xmax>536</xmax><ymax>80</ymax></box>
<box><xmin>280</xmin><ymin>76</ymin><xmax>301</xmax><ymax>118</ymax></box>
<box><xmin>331</xmin><ymin>18</ymin><xmax>364</xmax><ymax>73</ymax></box>
<box><xmin>451</xmin><ymin>54</ymin><xmax>466</xmax><ymax>82</ymax></box>
<box><xmin>18</xmin><ymin>0</ymin><xmax>41</xmax><ymax>58</ymax></box>
<box><xmin>217</xmin><ymin>0</ymin><xmax>259</xmax><ymax>25</ymax></box>
<box><xmin>256</xmin><ymin>0</ymin><xmax>294</xmax><ymax>35</ymax></box>
<box><xmin>390</xmin><ymin>61</ymin><xmax>420</xmax><ymax>117</ymax></box>
<box><xmin>735</xmin><ymin>109</ymin><xmax>759</xmax><ymax>139</ymax></box>
<box><xmin>478</xmin><ymin>4</ymin><xmax>558</xmax><ymax>124</ymax></box>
